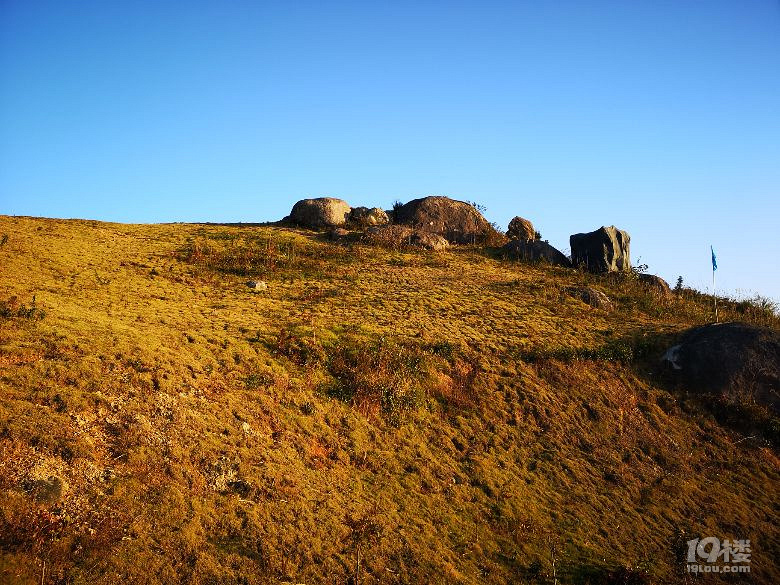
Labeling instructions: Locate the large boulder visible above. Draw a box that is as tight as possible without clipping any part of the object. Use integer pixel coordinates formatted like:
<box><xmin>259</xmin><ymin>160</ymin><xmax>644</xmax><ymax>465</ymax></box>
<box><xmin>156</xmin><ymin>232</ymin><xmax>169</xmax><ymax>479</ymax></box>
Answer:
<box><xmin>506</xmin><ymin>216</ymin><xmax>535</xmax><ymax>241</ymax></box>
<box><xmin>394</xmin><ymin>196</ymin><xmax>504</xmax><ymax>245</ymax></box>
<box><xmin>502</xmin><ymin>239</ymin><xmax>571</xmax><ymax>268</ymax></box>
<box><xmin>289</xmin><ymin>197</ymin><xmax>351</xmax><ymax>228</ymax></box>
<box><xmin>349</xmin><ymin>206</ymin><xmax>389</xmax><ymax>227</ymax></box>
<box><xmin>662</xmin><ymin>322</ymin><xmax>780</xmax><ymax>414</ymax></box>
<box><xmin>363</xmin><ymin>225</ymin><xmax>449</xmax><ymax>251</ymax></box>
<box><xmin>570</xmin><ymin>226</ymin><xmax>631</xmax><ymax>273</ymax></box>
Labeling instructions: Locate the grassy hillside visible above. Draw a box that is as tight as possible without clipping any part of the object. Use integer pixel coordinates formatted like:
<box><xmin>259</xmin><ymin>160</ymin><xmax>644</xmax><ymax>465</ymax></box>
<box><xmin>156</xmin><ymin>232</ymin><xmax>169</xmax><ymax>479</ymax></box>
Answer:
<box><xmin>0</xmin><ymin>215</ymin><xmax>778</xmax><ymax>584</ymax></box>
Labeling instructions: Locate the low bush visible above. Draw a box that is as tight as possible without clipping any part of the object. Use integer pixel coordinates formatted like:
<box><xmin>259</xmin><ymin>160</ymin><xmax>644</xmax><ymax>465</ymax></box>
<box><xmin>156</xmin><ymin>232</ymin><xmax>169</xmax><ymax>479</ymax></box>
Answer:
<box><xmin>316</xmin><ymin>334</ymin><xmax>480</xmax><ymax>423</ymax></box>
<box><xmin>0</xmin><ymin>296</ymin><xmax>45</xmax><ymax>320</ymax></box>
<box><xmin>274</xmin><ymin>328</ymin><xmax>327</xmax><ymax>367</ymax></box>
<box><xmin>324</xmin><ymin>336</ymin><xmax>427</xmax><ymax>424</ymax></box>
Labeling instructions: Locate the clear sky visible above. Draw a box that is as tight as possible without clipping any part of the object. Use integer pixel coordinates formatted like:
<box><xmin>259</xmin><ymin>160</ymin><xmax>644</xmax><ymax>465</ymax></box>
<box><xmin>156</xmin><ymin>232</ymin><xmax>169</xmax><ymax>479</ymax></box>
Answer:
<box><xmin>1</xmin><ymin>1</ymin><xmax>779</xmax><ymax>301</ymax></box>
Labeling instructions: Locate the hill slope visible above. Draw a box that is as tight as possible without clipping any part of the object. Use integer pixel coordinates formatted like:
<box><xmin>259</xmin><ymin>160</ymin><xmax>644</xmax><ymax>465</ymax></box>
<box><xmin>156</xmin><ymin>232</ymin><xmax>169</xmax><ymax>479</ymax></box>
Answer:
<box><xmin>0</xmin><ymin>216</ymin><xmax>778</xmax><ymax>584</ymax></box>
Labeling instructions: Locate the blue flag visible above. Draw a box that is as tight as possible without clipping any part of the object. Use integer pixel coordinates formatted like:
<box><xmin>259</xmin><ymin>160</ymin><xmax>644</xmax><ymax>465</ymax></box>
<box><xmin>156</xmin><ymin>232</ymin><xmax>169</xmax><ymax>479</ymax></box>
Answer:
<box><xmin>711</xmin><ymin>246</ymin><xmax>717</xmax><ymax>271</ymax></box>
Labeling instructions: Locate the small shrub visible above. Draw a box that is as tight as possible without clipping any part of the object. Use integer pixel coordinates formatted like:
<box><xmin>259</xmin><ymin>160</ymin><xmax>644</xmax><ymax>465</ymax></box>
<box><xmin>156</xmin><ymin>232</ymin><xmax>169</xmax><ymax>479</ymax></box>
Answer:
<box><xmin>468</xmin><ymin>201</ymin><xmax>488</xmax><ymax>214</ymax></box>
<box><xmin>244</xmin><ymin>372</ymin><xmax>267</xmax><ymax>390</ymax></box>
<box><xmin>274</xmin><ymin>328</ymin><xmax>326</xmax><ymax>367</ymax></box>
<box><xmin>0</xmin><ymin>296</ymin><xmax>45</xmax><ymax>320</ymax></box>
<box><xmin>344</xmin><ymin>505</ymin><xmax>384</xmax><ymax>585</ymax></box>
<box><xmin>629</xmin><ymin>258</ymin><xmax>649</xmax><ymax>279</ymax></box>
<box><xmin>426</xmin><ymin>340</ymin><xmax>456</xmax><ymax>359</ymax></box>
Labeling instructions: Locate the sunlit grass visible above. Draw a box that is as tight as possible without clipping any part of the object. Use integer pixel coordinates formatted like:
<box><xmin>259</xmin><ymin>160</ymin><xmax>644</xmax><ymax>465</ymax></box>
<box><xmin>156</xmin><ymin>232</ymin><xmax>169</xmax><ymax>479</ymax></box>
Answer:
<box><xmin>0</xmin><ymin>215</ymin><xmax>778</xmax><ymax>584</ymax></box>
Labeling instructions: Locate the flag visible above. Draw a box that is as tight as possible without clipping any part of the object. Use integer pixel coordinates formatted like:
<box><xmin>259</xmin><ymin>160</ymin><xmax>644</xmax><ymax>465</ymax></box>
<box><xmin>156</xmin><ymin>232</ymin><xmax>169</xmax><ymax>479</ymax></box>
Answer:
<box><xmin>711</xmin><ymin>246</ymin><xmax>717</xmax><ymax>271</ymax></box>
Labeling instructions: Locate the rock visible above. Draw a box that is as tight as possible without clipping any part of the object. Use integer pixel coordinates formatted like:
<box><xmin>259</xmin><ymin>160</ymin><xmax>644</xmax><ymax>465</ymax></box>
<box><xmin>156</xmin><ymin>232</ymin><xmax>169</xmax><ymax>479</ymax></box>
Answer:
<box><xmin>410</xmin><ymin>231</ymin><xmax>449</xmax><ymax>251</ymax></box>
<box><xmin>570</xmin><ymin>226</ymin><xmax>631</xmax><ymax>273</ymax></box>
<box><xmin>363</xmin><ymin>225</ymin><xmax>449</xmax><ymax>251</ymax></box>
<box><xmin>662</xmin><ymin>322</ymin><xmax>780</xmax><ymax>414</ymax></box>
<box><xmin>246</xmin><ymin>280</ymin><xmax>267</xmax><ymax>291</ymax></box>
<box><xmin>363</xmin><ymin>225</ymin><xmax>411</xmax><ymax>248</ymax></box>
<box><xmin>23</xmin><ymin>476</ymin><xmax>64</xmax><ymax>503</ymax></box>
<box><xmin>506</xmin><ymin>216</ymin><xmax>535</xmax><ymax>241</ymax></box>
<box><xmin>662</xmin><ymin>345</ymin><xmax>682</xmax><ymax>370</ymax></box>
<box><xmin>639</xmin><ymin>273</ymin><xmax>672</xmax><ymax>295</ymax></box>
<box><xmin>502</xmin><ymin>239</ymin><xmax>571</xmax><ymax>267</ymax></box>
<box><xmin>328</xmin><ymin>227</ymin><xmax>350</xmax><ymax>241</ymax></box>
<box><xmin>289</xmin><ymin>197</ymin><xmax>351</xmax><ymax>228</ymax></box>
<box><xmin>566</xmin><ymin>286</ymin><xmax>613</xmax><ymax>310</ymax></box>
<box><xmin>394</xmin><ymin>196</ymin><xmax>505</xmax><ymax>245</ymax></box>
<box><xmin>208</xmin><ymin>457</ymin><xmax>244</xmax><ymax>493</ymax></box>
<box><xmin>349</xmin><ymin>206</ymin><xmax>389</xmax><ymax>226</ymax></box>
<box><xmin>241</xmin><ymin>421</ymin><xmax>251</xmax><ymax>435</ymax></box>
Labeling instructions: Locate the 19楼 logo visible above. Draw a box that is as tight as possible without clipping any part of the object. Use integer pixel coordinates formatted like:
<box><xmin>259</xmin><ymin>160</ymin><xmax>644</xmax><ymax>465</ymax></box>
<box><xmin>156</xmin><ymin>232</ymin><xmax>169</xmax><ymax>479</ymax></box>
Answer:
<box><xmin>686</xmin><ymin>537</ymin><xmax>751</xmax><ymax>573</ymax></box>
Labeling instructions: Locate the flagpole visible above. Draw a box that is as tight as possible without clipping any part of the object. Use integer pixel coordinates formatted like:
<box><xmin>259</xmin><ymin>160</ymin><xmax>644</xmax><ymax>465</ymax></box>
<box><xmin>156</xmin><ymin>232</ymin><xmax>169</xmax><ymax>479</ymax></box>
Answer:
<box><xmin>713</xmin><ymin>266</ymin><xmax>718</xmax><ymax>323</ymax></box>
<box><xmin>711</xmin><ymin>245</ymin><xmax>718</xmax><ymax>323</ymax></box>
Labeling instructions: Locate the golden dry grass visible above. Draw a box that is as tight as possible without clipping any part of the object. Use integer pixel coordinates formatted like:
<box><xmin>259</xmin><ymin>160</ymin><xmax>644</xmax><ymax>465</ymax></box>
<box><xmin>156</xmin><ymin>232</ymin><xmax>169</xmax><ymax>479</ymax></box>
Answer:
<box><xmin>0</xmin><ymin>215</ymin><xmax>778</xmax><ymax>584</ymax></box>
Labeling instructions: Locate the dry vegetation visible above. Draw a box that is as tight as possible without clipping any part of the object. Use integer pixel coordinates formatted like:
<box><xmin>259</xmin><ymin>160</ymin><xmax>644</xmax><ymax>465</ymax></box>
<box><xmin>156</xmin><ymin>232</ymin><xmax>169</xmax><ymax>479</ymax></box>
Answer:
<box><xmin>0</xmin><ymin>216</ymin><xmax>778</xmax><ymax>584</ymax></box>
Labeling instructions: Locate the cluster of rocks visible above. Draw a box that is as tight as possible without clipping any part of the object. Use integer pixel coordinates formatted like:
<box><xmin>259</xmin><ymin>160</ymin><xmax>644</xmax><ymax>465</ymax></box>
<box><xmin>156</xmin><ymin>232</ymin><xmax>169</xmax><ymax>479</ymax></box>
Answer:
<box><xmin>284</xmin><ymin>195</ymin><xmax>503</xmax><ymax>251</ymax></box>
<box><xmin>349</xmin><ymin>206</ymin><xmax>389</xmax><ymax>227</ymax></box>
<box><xmin>288</xmin><ymin>198</ymin><xmax>389</xmax><ymax>229</ymax></box>
<box><xmin>501</xmin><ymin>221</ymin><xmax>633</xmax><ymax>274</ymax></box>
<box><xmin>282</xmin><ymin>196</ymin><xmax>669</xmax><ymax>302</ymax></box>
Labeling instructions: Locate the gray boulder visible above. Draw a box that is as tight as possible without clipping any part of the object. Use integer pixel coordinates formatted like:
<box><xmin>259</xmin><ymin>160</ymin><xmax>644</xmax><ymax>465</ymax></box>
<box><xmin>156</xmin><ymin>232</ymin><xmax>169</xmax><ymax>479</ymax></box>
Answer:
<box><xmin>570</xmin><ymin>226</ymin><xmax>631</xmax><ymax>273</ymax></box>
<box><xmin>290</xmin><ymin>197</ymin><xmax>351</xmax><ymax>228</ymax></box>
<box><xmin>246</xmin><ymin>280</ymin><xmax>268</xmax><ymax>292</ymax></box>
<box><xmin>662</xmin><ymin>322</ymin><xmax>780</xmax><ymax>414</ymax></box>
<box><xmin>506</xmin><ymin>216</ymin><xmax>535</xmax><ymax>241</ymax></box>
<box><xmin>566</xmin><ymin>286</ymin><xmax>613</xmax><ymax>311</ymax></box>
<box><xmin>409</xmin><ymin>231</ymin><xmax>449</xmax><ymax>251</ymax></box>
<box><xmin>502</xmin><ymin>239</ymin><xmax>571</xmax><ymax>267</ymax></box>
<box><xmin>394</xmin><ymin>196</ymin><xmax>504</xmax><ymax>245</ymax></box>
<box><xmin>349</xmin><ymin>206</ymin><xmax>389</xmax><ymax>226</ymax></box>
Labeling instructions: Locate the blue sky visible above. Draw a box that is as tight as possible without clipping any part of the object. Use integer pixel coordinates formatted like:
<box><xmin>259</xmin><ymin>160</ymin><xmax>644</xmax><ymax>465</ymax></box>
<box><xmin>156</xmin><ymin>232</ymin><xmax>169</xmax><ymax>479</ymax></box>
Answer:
<box><xmin>1</xmin><ymin>1</ymin><xmax>779</xmax><ymax>301</ymax></box>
